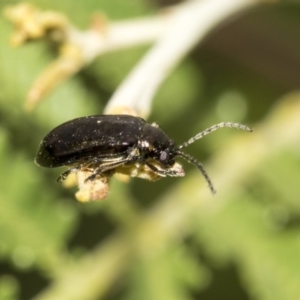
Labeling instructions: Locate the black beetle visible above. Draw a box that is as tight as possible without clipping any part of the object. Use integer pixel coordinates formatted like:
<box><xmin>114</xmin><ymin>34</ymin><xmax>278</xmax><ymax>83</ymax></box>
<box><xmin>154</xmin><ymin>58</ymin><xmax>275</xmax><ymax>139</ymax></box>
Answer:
<box><xmin>35</xmin><ymin>114</ymin><xmax>252</xmax><ymax>194</ymax></box>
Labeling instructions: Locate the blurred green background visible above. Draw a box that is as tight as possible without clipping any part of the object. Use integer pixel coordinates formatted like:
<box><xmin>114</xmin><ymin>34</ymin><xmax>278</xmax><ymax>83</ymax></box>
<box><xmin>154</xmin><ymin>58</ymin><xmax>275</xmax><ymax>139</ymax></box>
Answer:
<box><xmin>1</xmin><ymin>1</ymin><xmax>300</xmax><ymax>300</ymax></box>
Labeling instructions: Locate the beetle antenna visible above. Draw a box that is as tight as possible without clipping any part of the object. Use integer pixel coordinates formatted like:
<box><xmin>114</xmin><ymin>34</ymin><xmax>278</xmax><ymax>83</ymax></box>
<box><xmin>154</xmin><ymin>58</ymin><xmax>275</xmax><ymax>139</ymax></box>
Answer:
<box><xmin>178</xmin><ymin>122</ymin><xmax>252</xmax><ymax>149</ymax></box>
<box><xmin>176</xmin><ymin>150</ymin><xmax>216</xmax><ymax>194</ymax></box>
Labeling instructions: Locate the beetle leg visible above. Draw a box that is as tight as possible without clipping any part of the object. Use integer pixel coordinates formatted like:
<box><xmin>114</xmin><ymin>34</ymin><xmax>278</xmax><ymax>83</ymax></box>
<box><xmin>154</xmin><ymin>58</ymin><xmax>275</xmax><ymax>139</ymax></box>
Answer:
<box><xmin>145</xmin><ymin>162</ymin><xmax>175</xmax><ymax>177</ymax></box>
<box><xmin>145</xmin><ymin>162</ymin><xmax>185</xmax><ymax>178</ymax></box>
<box><xmin>145</xmin><ymin>162</ymin><xmax>164</xmax><ymax>176</ymax></box>
<box><xmin>85</xmin><ymin>157</ymin><xmax>131</xmax><ymax>182</ymax></box>
<box><xmin>57</xmin><ymin>166</ymin><xmax>82</xmax><ymax>182</ymax></box>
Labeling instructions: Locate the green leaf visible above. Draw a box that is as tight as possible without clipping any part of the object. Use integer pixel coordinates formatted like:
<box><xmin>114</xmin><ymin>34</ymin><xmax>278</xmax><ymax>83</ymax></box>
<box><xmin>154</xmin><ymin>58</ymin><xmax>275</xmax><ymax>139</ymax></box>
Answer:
<box><xmin>125</xmin><ymin>244</ymin><xmax>210</xmax><ymax>300</ymax></box>
<box><xmin>0</xmin><ymin>128</ymin><xmax>77</xmax><ymax>270</ymax></box>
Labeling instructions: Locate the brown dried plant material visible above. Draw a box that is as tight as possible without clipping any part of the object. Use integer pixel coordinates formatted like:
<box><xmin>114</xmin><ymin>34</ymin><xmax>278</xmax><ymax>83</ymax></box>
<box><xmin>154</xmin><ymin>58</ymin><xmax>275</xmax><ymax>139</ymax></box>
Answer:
<box><xmin>4</xmin><ymin>3</ymin><xmax>84</xmax><ymax>111</ymax></box>
<box><xmin>60</xmin><ymin>170</ymin><xmax>109</xmax><ymax>202</ymax></box>
<box><xmin>25</xmin><ymin>43</ymin><xmax>84</xmax><ymax>111</ymax></box>
<box><xmin>75</xmin><ymin>170</ymin><xmax>109</xmax><ymax>202</ymax></box>
<box><xmin>4</xmin><ymin>3</ymin><xmax>68</xmax><ymax>47</ymax></box>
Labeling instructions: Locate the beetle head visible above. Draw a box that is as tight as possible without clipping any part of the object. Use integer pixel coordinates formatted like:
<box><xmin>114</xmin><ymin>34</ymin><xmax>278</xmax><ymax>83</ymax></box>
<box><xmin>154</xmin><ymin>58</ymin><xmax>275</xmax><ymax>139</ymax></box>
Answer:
<box><xmin>140</xmin><ymin>123</ymin><xmax>176</xmax><ymax>167</ymax></box>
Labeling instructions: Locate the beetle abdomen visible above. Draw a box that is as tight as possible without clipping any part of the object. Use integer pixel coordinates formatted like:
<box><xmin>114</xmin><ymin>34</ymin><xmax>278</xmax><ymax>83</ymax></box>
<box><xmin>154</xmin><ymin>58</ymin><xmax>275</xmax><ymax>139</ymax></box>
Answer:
<box><xmin>35</xmin><ymin>115</ymin><xmax>145</xmax><ymax>168</ymax></box>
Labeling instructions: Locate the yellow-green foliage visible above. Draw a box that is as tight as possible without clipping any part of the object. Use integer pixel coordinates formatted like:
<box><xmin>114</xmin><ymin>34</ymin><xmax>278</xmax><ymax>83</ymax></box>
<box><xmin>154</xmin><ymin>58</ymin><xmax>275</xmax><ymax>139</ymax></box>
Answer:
<box><xmin>1</xmin><ymin>1</ymin><xmax>300</xmax><ymax>300</ymax></box>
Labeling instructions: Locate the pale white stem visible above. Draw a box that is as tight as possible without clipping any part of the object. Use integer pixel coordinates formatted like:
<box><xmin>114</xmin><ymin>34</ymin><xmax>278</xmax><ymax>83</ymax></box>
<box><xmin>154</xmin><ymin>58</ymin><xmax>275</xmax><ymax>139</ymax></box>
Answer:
<box><xmin>104</xmin><ymin>0</ymin><xmax>260</xmax><ymax>118</ymax></box>
<box><xmin>68</xmin><ymin>14</ymin><xmax>169</xmax><ymax>63</ymax></box>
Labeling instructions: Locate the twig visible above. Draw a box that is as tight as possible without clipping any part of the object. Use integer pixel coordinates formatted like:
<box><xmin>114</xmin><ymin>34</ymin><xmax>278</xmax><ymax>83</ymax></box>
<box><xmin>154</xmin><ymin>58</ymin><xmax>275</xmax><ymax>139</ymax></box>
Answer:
<box><xmin>4</xmin><ymin>3</ymin><xmax>169</xmax><ymax>110</ymax></box>
<box><xmin>104</xmin><ymin>0</ymin><xmax>261</xmax><ymax>117</ymax></box>
<box><xmin>5</xmin><ymin>1</ymin><xmax>260</xmax><ymax>113</ymax></box>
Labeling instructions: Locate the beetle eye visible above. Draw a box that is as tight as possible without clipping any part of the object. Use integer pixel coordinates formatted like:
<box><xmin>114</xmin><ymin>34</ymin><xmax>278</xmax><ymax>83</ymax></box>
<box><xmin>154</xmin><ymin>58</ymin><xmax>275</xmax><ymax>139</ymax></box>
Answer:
<box><xmin>160</xmin><ymin>151</ymin><xmax>169</xmax><ymax>162</ymax></box>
